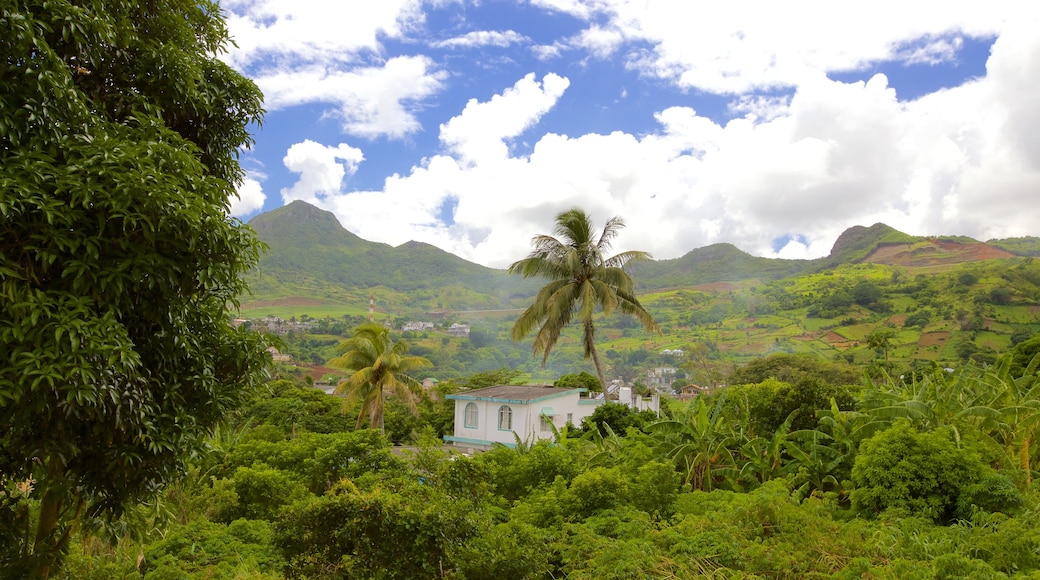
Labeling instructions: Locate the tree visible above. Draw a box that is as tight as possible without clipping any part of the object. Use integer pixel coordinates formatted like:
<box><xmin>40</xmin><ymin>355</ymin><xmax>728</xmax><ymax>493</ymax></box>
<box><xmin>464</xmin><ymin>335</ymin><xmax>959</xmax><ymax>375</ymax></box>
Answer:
<box><xmin>555</xmin><ymin>371</ymin><xmax>602</xmax><ymax>394</ymax></box>
<box><xmin>508</xmin><ymin>208</ymin><xmax>660</xmax><ymax>389</ymax></box>
<box><xmin>329</xmin><ymin>323</ymin><xmax>431</xmax><ymax>433</ymax></box>
<box><xmin>865</xmin><ymin>327</ymin><xmax>896</xmax><ymax>363</ymax></box>
<box><xmin>0</xmin><ymin>1</ymin><xmax>269</xmax><ymax>576</ymax></box>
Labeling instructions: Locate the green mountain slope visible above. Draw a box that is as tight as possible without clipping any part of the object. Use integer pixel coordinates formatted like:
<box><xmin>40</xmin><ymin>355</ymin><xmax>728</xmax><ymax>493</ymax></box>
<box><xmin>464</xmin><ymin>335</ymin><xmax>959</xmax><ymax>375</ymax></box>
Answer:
<box><xmin>244</xmin><ymin>201</ymin><xmax>537</xmax><ymax>311</ymax></box>
<box><xmin>240</xmin><ymin>200</ymin><xmax>1036</xmax><ymax>324</ymax></box>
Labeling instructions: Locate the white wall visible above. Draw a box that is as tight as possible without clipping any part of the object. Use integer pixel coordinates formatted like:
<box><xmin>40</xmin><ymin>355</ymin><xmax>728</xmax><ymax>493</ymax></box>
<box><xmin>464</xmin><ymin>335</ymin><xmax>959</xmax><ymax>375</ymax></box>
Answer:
<box><xmin>451</xmin><ymin>391</ymin><xmax>602</xmax><ymax>447</ymax></box>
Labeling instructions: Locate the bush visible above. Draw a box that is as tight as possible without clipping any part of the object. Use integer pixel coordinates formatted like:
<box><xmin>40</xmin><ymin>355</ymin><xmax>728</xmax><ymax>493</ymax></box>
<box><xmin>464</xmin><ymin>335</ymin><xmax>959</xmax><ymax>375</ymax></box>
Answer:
<box><xmin>850</xmin><ymin>422</ymin><xmax>1017</xmax><ymax>523</ymax></box>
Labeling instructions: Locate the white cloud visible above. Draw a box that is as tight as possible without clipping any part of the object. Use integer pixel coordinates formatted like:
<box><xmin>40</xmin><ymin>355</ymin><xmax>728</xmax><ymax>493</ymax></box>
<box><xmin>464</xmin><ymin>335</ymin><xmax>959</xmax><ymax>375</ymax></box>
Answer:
<box><xmin>549</xmin><ymin>1</ymin><xmax>1021</xmax><ymax>94</ymax></box>
<box><xmin>254</xmin><ymin>56</ymin><xmax>446</xmax><ymax>139</ymax></box>
<box><xmin>281</xmin><ymin>140</ymin><xmax>365</xmax><ymax>204</ymax></box>
<box><xmin>439</xmin><ymin>73</ymin><xmax>571</xmax><ymax>165</ymax></box>
<box><xmin>222</xmin><ymin>0</ymin><xmax>423</xmax><ymax>69</ymax></box>
<box><xmin>230</xmin><ymin>175</ymin><xmax>267</xmax><ymax>217</ymax></box>
<box><xmin>432</xmin><ymin>30</ymin><xmax>528</xmax><ymax>49</ymax></box>
<box><xmin>221</xmin><ymin>1</ymin><xmax>444</xmax><ymax>139</ymax></box>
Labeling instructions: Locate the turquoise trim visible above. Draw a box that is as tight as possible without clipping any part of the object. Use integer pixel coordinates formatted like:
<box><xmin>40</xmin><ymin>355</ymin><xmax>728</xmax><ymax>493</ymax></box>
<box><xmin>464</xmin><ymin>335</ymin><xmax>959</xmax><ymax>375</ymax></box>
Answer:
<box><xmin>578</xmin><ymin>399</ymin><xmax>602</xmax><ymax>405</ymax></box>
<box><xmin>444</xmin><ymin>435</ymin><xmax>515</xmax><ymax>449</ymax></box>
<box><xmin>447</xmin><ymin>388</ymin><xmax>584</xmax><ymax>404</ymax></box>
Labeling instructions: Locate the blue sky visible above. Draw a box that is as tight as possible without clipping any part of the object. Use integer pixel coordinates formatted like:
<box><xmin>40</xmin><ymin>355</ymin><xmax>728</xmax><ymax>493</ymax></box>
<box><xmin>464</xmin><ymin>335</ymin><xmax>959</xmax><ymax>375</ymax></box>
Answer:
<box><xmin>222</xmin><ymin>0</ymin><xmax>1040</xmax><ymax>268</ymax></box>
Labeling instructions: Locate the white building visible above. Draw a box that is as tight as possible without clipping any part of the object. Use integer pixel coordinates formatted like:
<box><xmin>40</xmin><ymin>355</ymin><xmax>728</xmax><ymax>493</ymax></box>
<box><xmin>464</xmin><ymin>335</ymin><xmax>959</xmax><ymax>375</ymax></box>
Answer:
<box><xmin>444</xmin><ymin>385</ymin><xmax>601</xmax><ymax>451</ymax></box>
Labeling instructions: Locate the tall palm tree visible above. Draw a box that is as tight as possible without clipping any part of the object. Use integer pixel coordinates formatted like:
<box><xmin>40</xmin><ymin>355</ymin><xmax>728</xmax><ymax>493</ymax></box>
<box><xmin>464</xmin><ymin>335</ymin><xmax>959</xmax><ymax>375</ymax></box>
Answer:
<box><xmin>509</xmin><ymin>208</ymin><xmax>660</xmax><ymax>389</ymax></box>
<box><xmin>328</xmin><ymin>323</ymin><xmax>432</xmax><ymax>433</ymax></box>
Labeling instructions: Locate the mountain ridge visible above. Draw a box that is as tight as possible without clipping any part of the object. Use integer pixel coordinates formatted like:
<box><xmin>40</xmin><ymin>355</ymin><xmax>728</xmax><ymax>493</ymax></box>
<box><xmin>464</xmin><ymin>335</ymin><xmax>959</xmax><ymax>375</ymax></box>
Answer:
<box><xmin>243</xmin><ymin>200</ymin><xmax>1040</xmax><ymax>306</ymax></box>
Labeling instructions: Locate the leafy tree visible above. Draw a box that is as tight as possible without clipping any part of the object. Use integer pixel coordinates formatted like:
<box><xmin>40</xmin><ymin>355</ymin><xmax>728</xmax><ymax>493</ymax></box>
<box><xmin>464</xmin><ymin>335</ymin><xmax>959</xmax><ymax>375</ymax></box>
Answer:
<box><xmin>580</xmin><ymin>402</ymin><xmax>659</xmax><ymax>436</ymax></box>
<box><xmin>508</xmin><ymin>208</ymin><xmax>660</xmax><ymax>389</ymax></box>
<box><xmin>865</xmin><ymin>327</ymin><xmax>896</xmax><ymax>363</ymax></box>
<box><xmin>0</xmin><ymin>1</ymin><xmax>269</xmax><ymax>575</ymax></box>
<box><xmin>850</xmin><ymin>421</ymin><xmax>1017</xmax><ymax>522</ymax></box>
<box><xmin>728</xmin><ymin>353</ymin><xmax>861</xmax><ymax>387</ymax></box>
<box><xmin>555</xmin><ymin>371</ymin><xmax>602</xmax><ymax>393</ymax></box>
<box><xmin>852</xmin><ymin>280</ymin><xmax>883</xmax><ymax>307</ymax></box>
<box><xmin>328</xmin><ymin>323</ymin><xmax>431</xmax><ymax>433</ymax></box>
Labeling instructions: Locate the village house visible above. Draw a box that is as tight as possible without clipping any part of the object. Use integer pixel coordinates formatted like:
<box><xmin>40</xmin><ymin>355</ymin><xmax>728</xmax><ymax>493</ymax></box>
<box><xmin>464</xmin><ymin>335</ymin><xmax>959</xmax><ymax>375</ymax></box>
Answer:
<box><xmin>444</xmin><ymin>385</ymin><xmax>601</xmax><ymax>451</ymax></box>
<box><xmin>402</xmin><ymin>321</ymin><xmax>435</xmax><ymax>332</ymax></box>
<box><xmin>646</xmin><ymin>366</ymin><xmax>680</xmax><ymax>392</ymax></box>
<box><xmin>448</xmin><ymin>323</ymin><xmax>470</xmax><ymax>337</ymax></box>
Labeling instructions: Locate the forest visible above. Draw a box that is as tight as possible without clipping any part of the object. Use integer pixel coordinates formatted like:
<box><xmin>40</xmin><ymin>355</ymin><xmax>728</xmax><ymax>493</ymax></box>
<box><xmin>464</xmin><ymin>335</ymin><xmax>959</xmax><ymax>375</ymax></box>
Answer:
<box><xmin>47</xmin><ymin>335</ymin><xmax>1040</xmax><ymax>579</ymax></box>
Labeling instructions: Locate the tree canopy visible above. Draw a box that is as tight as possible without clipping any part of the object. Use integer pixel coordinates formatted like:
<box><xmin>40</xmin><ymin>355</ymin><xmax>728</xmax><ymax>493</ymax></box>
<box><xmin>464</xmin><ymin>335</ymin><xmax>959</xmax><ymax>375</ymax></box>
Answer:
<box><xmin>0</xmin><ymin>0</ymin><xmax>269</xmax><ymax>575</ymax></box>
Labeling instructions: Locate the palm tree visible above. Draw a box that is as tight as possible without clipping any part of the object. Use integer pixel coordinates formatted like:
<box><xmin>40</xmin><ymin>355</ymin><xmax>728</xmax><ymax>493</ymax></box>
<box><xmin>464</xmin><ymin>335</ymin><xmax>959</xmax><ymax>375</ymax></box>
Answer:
<box><xmin>328</xmin><ymin>323</ymin><xmax>432</xmax><ymax>433</ymax></box>
<box><xmin>509</xmin><ymin>208</ymin><xmax>660</xmax><ymax>389</ymax></box>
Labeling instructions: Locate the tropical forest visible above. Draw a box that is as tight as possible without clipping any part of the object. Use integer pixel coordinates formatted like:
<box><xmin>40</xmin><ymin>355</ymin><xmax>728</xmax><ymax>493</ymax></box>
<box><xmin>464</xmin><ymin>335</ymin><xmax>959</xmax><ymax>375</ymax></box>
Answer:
<box><xmin>7</xmin><ymin>2</ymin><xmax>1040</xmax><ymax>580</ymax></box>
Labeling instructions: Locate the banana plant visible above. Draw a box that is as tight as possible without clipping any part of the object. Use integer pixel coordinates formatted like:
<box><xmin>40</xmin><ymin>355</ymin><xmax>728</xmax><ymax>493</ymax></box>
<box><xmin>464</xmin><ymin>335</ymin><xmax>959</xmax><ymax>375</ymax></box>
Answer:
<box><xmin>647</xmin><ymin>396</ymin><xmax>740</xmax><ymax>491</ymax></box>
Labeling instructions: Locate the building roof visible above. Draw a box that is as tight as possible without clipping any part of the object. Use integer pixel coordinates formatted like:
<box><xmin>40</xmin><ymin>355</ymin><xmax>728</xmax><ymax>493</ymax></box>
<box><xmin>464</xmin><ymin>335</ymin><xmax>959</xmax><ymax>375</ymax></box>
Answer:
<box><xmin>446</xmin><ymin>384</ymin><xmax>581</xmax><ymax>404</ymax></box>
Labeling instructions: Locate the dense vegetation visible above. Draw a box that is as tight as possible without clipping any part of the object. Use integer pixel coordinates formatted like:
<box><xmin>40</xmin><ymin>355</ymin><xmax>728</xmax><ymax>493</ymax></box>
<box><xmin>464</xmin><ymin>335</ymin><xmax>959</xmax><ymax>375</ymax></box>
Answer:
<box><xmin>49</xmin><ymin>336</ymin><xmax>1040</xmax><ymax>579</ymax></box>
<box><xmin>0</xmin><ymin>0</ymin><xmax>270</xmax><ymax>575</ymax></box>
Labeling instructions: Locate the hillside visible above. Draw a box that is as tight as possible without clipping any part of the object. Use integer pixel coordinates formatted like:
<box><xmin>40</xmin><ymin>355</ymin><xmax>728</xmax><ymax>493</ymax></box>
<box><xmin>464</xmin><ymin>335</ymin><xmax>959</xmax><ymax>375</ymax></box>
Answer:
<box><xmin>243</xmin><ymin>201</ymin><xmax>538</xmax><ymax>313</ymax></box>
<box><xmin>238</xmin><ymin>202</ymin><xmax>1040</xmax><ymax>378</ymax></box>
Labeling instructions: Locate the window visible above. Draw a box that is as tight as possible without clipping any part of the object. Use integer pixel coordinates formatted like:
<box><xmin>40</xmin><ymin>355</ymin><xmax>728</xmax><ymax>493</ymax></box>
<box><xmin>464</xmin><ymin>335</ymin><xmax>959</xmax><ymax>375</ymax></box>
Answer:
<box><xmin>464</xmin><ymin>403</ymin><xmax>478</xmax><ymax>429</ymax></box>
<box><xmin>566</xmin><ymin>413</ymin><xmax>573</xmax><ymax>425</ymax></box>
<box><xmin>541</xmin><ymin>415</ymin><xmax>553</xmax><ymax>432</ymax></box>
<box><xmin>498</xmin><ymin>405</ymin><xmax>512</xmax><ymax>430</ymax></box>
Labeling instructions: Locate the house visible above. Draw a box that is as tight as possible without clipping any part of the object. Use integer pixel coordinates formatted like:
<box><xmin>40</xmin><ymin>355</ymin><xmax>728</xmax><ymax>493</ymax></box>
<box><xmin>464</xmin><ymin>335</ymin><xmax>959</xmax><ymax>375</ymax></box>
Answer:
<box><xmin>592</xmin><ymin>380</ymin><xmax>661</xmax><ymax>414</ymax></box>
<box><xmin>444</xmin><ymin>385</ymin><xmax>601</xmax><ymax>451</ymax></box>
<box><xmin>402</xmin><ymin>321</ymin><xmax>434</xmax><ymax>332</ymax></box>
<box><xmin>678</xmin><ymin>384</ymin><xmax>703</xmax><ymax>401</ymax></box>
<box><xmin>448</xmin><ymin>323</ymin><xmax>470</xmax><ymax>337</ymax></box>
<box><xmin>646</xmin><ymin>367</ymin><xmax>680</xmax><ymax>392</ymax></box>
<box><xmin>267</xmin><ymin>346</ymin><xmax>291</xmax><ymax>362</ymax></box>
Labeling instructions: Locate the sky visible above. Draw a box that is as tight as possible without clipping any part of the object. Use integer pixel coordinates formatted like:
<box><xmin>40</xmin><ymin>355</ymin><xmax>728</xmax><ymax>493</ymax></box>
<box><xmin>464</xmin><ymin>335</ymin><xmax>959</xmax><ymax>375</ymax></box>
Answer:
<box><xmin>222</xmin><ymin>0</ymin><xmax>1040</xmax><ymax>269</ymax></box>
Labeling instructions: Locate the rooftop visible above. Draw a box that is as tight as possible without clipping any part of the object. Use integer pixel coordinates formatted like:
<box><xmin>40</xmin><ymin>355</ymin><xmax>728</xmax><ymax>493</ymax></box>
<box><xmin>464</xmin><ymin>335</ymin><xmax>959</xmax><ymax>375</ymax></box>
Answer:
<box><xmin>446</xmin><ymin>384</ymin><xmax>579</xmax><ymax>403</ymax></box>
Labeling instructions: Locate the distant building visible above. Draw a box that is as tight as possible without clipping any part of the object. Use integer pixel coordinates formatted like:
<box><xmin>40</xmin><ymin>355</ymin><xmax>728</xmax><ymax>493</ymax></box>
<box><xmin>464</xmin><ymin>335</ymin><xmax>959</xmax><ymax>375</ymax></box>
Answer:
<box><xmin>660</xmin><ymin>348</ymin><xmax>684</xmax><ymax>357</ymax></box>
<box><xmin>267</xmin><ymin>346</ymin><xmax>291</xmax><ymax>362</ymax></box>
<box><xmin>402</xmin><ymin>321</ymin><xmax>435</xmax><ymax>332</ymax></box>
<box><xmin>594</xmin><ymin>380</ymin><xmax>661</xmax><ymax>414</ymax></box>
<box><xmin>448</xmin><ymin>323</ymin><xmax>470</xmax><ymax>337</ymax></box>
<box><xmin>646</xmin><ymin>367</ymin><xmax>680</xmax><ymax>392</ymax></box>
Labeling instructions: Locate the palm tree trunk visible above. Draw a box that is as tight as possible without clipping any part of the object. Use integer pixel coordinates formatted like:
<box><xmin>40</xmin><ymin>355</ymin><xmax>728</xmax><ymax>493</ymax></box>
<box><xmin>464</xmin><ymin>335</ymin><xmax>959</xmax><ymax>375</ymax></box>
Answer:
<box><xmin>376</xmin><ymin>386</ymin><xmax>385</xmax><ymax>434</ymax></box>
<box><xmin>585</xmin><ymin>320</ymin><xmax>608</xmax><ymax>394</ymax></box>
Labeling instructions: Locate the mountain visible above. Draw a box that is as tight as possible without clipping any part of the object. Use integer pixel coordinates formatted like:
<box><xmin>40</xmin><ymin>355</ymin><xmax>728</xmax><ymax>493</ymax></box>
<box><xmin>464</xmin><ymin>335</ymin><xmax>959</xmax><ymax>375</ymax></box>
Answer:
<box><xmin>244</xmin><ymin>201</ymin><xmax>537</xmax><ymax>309</ymax></box>
<box><xmin>242</xmin><ymin>200</ymin><xmax>1036</xmax><ymax>312</ymax></box>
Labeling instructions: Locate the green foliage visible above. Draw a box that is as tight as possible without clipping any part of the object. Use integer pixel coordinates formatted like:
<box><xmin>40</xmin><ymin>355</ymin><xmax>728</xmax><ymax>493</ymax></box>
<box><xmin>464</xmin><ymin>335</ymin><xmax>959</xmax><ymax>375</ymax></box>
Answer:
<box><xmin>328</xmin><ymin>323</ymin><xmax>431</xmax><ymax>432</ymax></box>
<box><xmin>727</xmin><ymin>376</ymin><xmax>859</xmax><ymax>434</ymax></box>
<box><xmin>274</xmin><ymin>481</ymin><xmax>482</xmax><ymax>580</ymax></box>
<box><xmin>0</xmin><ymin>0</ymin><xmax>269</xmax><ymax>574</ymax></box>
<box><xmin>143</xmin><ymin>519</ymin><xmax>283</xmax><ymax>580</ymax></box>
<box><xmin>554</xmin><ymin>371</ymin><xmax>602</xmax><ymax>392</ymax></box>
<box><xmin>226</xmin><ymin>430</ymin><xmax>405</xmax><ymax>495</ymax></box>
<box><xmin>214</xmin><ymin>466</ymin><xmax>311</xmax><ymax>522</ymax></box>
<box><xmin>579</xmin><ymin>402</ymin><xmax>659</xmax><ymax>436</ymax></box>
<box><xmin>509</xmin><ymin>207</ymin><xmax>660</xmax><ymax>387</ymax></box>
<box><xmin>729</xmin><ymin>352</ymin><xmax>862</xmax><ymax>387</ymax></box>
<box><xmin>850</xmin><ymin>421</ymin><xmax>1017</xmax><ymax>522</ymax></box>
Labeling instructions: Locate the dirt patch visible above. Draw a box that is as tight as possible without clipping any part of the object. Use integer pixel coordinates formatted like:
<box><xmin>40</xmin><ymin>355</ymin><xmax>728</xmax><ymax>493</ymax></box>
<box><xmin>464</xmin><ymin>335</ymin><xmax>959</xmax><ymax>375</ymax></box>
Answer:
<box><xmin>865</xmin><ymin>241</ymin><xmax>1014</xmax><ymax>267</ymax></box>
<box><xmin>918</xmin><ymin>331</ymin><xmax>950</xmax><ymax>348</ymax></box>
<box><xmin>821</xmin><ymin>331</ymin><xmax>855</xmax><ymax>349</ymax></box>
